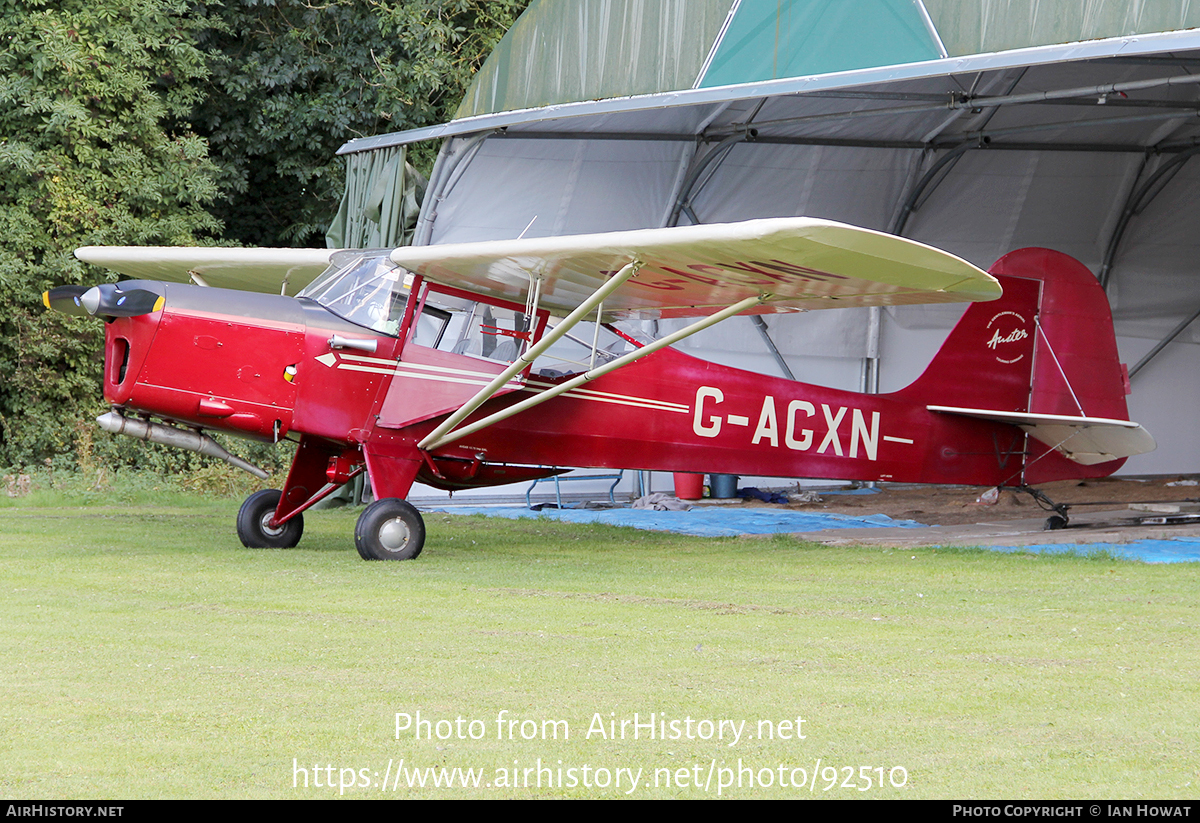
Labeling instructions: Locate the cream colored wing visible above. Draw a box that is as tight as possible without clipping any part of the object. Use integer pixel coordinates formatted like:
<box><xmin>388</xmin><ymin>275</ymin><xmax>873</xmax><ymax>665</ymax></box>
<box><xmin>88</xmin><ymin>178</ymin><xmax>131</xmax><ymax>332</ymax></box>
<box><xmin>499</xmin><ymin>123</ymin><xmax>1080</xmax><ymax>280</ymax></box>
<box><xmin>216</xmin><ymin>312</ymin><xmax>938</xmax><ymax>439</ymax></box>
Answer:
<box><xmin>389</xmin><ymin>217</ymin><xmax>1000</xmax><ymax>320</ymax></box>
<box><xmin>74</xmin><ymin>247</ymin><xmax>337</xmax><ymax>294</ymax></box>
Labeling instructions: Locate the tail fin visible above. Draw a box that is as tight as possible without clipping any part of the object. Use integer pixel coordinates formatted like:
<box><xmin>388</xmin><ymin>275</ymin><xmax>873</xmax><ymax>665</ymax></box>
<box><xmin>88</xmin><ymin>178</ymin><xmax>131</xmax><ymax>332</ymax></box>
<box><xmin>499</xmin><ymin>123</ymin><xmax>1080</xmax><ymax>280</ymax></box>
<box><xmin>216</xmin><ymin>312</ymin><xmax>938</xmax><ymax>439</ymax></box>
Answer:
<box><xmin>899</xmin><ymin>247</ymin><xmax>1148</xmax><ymax>482</ymax></box>
<box><xmin>896</xmin><ymin>254</ymin><xmax>1041</xmax><ymax>413</ymax></box>
<box><xmin>901</xmin><ymin>247</ymin><xmax>1131</xmax><ymax>421</ymax></box>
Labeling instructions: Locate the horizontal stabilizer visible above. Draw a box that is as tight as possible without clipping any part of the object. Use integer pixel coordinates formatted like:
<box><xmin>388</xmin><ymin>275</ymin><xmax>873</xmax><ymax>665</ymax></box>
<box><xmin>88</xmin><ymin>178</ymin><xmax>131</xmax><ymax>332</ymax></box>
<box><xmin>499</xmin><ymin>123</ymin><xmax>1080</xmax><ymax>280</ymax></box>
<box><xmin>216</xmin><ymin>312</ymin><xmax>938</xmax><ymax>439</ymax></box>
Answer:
<box><xmin>928</xmin><ymin>405</ymin><xmax>1156</xmax><ymax>465</ymax></box>
<box><xmin>74</xmin><ymin>247</ymin><xmax>336</xmax><ymax>294</ymax></box>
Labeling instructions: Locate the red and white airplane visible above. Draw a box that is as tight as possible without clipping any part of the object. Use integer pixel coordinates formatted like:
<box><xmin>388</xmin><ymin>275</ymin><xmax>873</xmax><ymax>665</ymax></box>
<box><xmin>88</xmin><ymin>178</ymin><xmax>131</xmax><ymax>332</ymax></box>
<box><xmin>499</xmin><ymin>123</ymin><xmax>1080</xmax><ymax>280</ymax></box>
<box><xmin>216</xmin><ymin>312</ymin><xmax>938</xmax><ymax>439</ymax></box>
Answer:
<box><xmin>46</xmin><ymin>217</ymin><xmax>1154</xmax><ymax>559</ymax></box>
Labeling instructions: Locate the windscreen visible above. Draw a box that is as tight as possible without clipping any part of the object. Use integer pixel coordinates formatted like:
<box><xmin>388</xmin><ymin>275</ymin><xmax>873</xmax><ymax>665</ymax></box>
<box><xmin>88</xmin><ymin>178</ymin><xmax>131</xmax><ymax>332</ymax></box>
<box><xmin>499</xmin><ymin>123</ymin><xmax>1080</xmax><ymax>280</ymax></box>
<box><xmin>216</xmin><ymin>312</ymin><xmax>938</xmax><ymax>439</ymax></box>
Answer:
<box><xmin>297</xmin><ymin>252</ymin><xmax>412</xmax><ymax>336</ymax></box>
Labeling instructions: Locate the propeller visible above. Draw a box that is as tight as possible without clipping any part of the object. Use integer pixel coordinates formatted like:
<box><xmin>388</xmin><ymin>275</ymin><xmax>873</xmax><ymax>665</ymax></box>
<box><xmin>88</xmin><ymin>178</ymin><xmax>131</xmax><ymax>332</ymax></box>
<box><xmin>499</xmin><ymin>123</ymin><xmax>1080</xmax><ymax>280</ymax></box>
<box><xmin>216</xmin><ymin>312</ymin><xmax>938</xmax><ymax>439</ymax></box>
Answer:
<box><xmin>42</xmin><ymin>285</ymin><xmax>90</xmax><ymax>316</ymax></box>
<box><xmin>43</xmin><ymin>283</ymin><xmax>164</xmax><ymax>318</ymax></box>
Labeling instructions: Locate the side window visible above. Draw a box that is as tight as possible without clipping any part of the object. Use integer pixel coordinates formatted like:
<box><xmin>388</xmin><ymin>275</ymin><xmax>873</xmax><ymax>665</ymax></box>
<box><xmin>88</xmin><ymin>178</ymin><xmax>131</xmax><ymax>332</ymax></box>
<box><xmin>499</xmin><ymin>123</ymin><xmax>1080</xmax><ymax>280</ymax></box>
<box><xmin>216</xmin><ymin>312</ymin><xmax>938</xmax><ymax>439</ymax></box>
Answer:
<box><xmin>412</xmin><ymin>291</ymin><xmax>530</xmax><ymax>364</ymax></box>
<box><xmin>529</xmin><ymin>321</ymin><xmax>640</xmax><ymax>378</ymax></box>
<box><xmin>410</xmin><ymin>306</ymin><xmax>452</xmax><ymax>349</ymax></box>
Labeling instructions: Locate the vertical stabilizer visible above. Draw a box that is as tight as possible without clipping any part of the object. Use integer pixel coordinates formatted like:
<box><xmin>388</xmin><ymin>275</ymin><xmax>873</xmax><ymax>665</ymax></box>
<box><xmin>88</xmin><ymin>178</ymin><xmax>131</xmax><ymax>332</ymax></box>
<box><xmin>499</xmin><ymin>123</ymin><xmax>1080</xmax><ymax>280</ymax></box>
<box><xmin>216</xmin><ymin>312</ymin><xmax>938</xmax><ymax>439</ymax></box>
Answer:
<box><xmin>901</xmin><ymin>247</ymin><xmax>1130</xmax><ymax>423</ymax></box>
<box><xmin>901</xmin><ymin>247</ymin><xmax>1137</xmax><ymax>484</ymax></box>
<box><xmin>896</xmin><ymin>264</ymin><xmax>1041</xmax><ymax>413</ymax></box>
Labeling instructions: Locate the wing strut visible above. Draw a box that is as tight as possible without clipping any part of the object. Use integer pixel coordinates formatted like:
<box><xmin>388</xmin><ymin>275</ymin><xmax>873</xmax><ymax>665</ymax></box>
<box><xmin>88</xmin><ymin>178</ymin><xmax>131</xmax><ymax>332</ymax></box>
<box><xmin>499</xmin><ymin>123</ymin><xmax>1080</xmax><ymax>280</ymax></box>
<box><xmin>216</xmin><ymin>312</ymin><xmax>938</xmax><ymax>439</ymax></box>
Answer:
<box><xmin>418</xmin><ymin>260</ymin><xmax>644</xmax><ymax>451</ymax></box>
<box><xmin>422</xmin><ymin>293</ymin><xmax>766</xmax><ymax>451</ymax></box>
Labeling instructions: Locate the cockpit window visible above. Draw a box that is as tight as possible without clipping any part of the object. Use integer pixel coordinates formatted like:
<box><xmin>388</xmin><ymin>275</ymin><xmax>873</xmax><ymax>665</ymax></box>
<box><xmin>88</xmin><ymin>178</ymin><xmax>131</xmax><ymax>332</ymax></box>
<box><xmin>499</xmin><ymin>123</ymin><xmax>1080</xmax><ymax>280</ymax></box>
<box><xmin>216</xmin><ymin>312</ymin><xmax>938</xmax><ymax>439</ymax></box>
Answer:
<box><xmin>298</xmin><ymin>252</ymin><xmax>412</xmax><ymax>336</ymax></box>
<box><xmin>300</xmin><ymin>252</ymin><xmax>541</xmax><ymax>365</ymax></box>
<box><xmin>411</xmin><ymin>289</ymin><xmax>530</xmax><ymax>364</ymax></box>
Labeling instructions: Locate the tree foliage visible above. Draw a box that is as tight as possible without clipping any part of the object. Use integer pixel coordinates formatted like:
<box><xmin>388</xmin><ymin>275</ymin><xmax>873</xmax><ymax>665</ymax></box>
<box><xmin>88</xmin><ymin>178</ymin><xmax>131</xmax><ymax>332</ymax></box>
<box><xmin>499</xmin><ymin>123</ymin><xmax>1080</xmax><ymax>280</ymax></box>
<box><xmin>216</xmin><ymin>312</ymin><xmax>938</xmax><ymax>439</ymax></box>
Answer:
<box><xmin>371</xmin><ymin>0</ymin><xmax>529</xmax><ymax>171</ymax></box>
<box><xmin>190</xmin><ymin>0</ymin><xmax>396</xmax><ymax>248</ymax></box>
<box><xmin>0</xmin><ymin>0</ymin><xmax>221</xmax><ymax>468</ymax></box>
<box><xmin>0</xmin><ymin>0</ymin><xmax>529</xmax><ymax>469</ymax></box>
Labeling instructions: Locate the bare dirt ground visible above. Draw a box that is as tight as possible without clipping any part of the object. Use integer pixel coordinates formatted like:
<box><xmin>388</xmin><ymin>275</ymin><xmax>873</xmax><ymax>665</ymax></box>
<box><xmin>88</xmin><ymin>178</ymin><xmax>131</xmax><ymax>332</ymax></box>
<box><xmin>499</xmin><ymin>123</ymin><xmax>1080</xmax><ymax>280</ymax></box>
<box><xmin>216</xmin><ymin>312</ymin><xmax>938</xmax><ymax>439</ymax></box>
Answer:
<box><xmin>780</xmin><ymin>476</ymin><xmax>1200</xmax><ymax>526</ymax></box>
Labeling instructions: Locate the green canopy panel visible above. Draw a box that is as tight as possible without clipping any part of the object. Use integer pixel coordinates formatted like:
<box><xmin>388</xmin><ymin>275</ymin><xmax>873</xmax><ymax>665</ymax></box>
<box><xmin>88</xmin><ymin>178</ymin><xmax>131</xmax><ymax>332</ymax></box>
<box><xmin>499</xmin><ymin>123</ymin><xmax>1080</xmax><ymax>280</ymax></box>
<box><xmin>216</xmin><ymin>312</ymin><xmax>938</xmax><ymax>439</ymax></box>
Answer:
<box><xmin>924</xmin><ymin>0</ymin><xmax>1200</xmax><ymax>57</ymax></box>
<box><xmin>699</xmin><ymin>0</ymin><xmax>944</xmax><ymax>89</ymax></box>
<box><xmin>457</xmin><ymin>0</ymin><xmax>733</xmax><ymax>117</ymax></box>
<box><xmin>326</xmin><ymin>146</ymin><xmax>426</xmax><ymax>250</ymax></box>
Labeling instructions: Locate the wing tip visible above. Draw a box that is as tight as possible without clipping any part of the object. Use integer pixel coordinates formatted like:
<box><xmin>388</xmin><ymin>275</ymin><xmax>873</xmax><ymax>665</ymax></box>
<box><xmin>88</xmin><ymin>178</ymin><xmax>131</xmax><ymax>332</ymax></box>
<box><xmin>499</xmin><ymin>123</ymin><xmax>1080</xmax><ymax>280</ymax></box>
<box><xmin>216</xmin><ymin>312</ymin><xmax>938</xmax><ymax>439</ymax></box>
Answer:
<box><xmin>942</xmin><ymin>274</ymin><xmax>1004</xmax><ymax>302</ymax></box>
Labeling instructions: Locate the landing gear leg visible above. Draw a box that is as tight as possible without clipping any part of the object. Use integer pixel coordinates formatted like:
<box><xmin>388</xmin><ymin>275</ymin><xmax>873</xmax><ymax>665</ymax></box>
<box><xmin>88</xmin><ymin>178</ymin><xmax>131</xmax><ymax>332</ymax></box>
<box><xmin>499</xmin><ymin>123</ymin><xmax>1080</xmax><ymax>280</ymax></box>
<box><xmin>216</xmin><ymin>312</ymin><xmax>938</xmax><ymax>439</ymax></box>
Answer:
<box><xmin>355</xmin><ymin>498</ymin><xmax>425</xmax><ymax>560</ymax></box>
<box><xmin>1019</xmin><ymin>485</ymin><xmax>1071</xmax><ymax>531</ymax></box>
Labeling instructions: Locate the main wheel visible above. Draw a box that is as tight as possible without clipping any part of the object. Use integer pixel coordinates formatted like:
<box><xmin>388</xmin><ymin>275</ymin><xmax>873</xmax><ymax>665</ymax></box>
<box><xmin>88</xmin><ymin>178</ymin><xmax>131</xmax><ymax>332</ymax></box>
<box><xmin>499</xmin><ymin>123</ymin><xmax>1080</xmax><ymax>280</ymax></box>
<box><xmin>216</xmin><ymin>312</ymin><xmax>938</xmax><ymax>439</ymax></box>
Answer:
<box><xmin>237</xmin><ymin>489</ymin><xmax>304</xmax><ymax>548</ymax></box>
<box><xmin>355</xmin><ymin>498</ymin><xmax>425</xmax><ymax>561</ymax></box>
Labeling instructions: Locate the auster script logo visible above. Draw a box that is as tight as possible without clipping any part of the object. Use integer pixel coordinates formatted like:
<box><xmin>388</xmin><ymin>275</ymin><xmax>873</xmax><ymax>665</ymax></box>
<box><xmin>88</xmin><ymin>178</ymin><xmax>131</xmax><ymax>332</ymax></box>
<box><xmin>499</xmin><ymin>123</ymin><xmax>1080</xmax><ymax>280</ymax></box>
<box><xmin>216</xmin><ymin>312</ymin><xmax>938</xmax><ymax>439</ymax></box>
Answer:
<box><xmin>985</xmin><ymin>311</ymin><xmax>1029</xmax><ymax>364</ymax></box>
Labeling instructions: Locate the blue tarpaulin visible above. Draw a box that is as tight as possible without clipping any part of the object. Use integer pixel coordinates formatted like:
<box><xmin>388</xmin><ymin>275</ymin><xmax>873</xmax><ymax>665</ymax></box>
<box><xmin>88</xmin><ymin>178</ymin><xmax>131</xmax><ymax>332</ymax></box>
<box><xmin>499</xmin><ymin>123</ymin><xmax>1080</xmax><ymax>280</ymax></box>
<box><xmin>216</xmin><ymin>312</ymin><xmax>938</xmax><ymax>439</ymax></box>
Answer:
<box><xmin>981</xmin><ymin>539</ymin><xmax>1200</xmax><ymax>564</ymax></box>
<box><xmin>426</xmin><ymin>505</ymin><xmax>1200</xmax><ymax>562</ymax></box>
<box><xmin>425</xmin><ymin>505</ymin><xmax>924</xmax><ymax>537</ymax></box>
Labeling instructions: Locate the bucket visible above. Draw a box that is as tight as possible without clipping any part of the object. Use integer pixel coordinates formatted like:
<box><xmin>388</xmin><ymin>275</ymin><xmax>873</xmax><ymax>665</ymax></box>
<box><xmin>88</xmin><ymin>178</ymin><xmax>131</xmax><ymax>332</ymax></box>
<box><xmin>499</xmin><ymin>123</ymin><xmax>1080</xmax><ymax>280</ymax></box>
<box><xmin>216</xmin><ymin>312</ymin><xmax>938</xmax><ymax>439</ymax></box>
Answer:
<box><xmin>672</xmin><ymin>472</ymin><xmax>704</xmax><ymax>500</ymax></box>
<box><xmin>710</xmin><ymin>473</ymin><xmax>738</xmax><ymax>499</ymax></box>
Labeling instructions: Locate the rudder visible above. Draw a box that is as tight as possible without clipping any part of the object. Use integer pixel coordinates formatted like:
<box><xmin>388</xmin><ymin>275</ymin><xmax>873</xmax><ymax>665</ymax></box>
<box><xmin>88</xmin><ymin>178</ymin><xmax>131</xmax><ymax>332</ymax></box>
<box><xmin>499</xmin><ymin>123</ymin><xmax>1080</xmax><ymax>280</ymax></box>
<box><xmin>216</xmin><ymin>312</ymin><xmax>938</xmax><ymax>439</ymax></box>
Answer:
<box><xmin>990</xmin><ymin>247</ymin><xmax>1130</xmax><ymax>422</ymax></box>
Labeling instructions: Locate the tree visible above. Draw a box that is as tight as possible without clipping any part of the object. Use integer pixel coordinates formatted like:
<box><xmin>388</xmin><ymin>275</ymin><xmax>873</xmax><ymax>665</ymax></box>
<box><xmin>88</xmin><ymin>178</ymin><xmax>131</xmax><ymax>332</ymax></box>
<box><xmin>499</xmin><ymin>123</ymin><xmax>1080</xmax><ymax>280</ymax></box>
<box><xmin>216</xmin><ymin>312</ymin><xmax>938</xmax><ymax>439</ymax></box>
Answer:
<box><xmin>0</xmin><ymin>0</ymin><xmax>530</xmax><ymax>468</ymax></box>
<box><xmin>190</xmin><ymin>0</ymin><xmax>529</xmax><ymax>248</ymax></box>
<box><xmin>190</xmin><ymin>0</ymin><xmax>397</xmax><ymax>248</ymax></box>
<box><xmin>0</xmin><ymin>0</ymin><xmax>222</xmax><ymax>467</ymax></box>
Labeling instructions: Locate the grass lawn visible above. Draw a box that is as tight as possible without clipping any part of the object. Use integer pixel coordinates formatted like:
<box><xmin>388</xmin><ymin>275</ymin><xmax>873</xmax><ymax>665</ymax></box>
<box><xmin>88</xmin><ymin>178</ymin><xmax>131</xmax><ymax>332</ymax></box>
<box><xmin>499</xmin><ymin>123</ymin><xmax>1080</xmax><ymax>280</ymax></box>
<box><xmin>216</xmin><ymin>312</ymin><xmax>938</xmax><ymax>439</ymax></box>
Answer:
<box><xmin>1</xmin><ymin>493</ymin><xmax>1196</xmax><ymax>798</ymax></box>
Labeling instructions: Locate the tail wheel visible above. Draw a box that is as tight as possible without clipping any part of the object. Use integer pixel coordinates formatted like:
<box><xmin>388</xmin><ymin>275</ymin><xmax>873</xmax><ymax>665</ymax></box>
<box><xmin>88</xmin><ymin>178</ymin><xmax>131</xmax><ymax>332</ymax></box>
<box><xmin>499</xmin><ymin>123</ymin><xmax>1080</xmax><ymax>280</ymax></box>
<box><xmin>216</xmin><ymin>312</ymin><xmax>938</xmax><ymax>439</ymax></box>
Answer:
<box><xmin>355</xmin><ymin>498</ymin><xmax>425</xmax><ymax>561</ymax></box>
<box><xmin>237</xmin><ymin>489</ymin><xmax>304</xmax><ymax>548</ymax></box>
<box><xmin>1043</xmin><ymin>513</ymin><xmax>1069</xmax><ymax>531</ymax></box>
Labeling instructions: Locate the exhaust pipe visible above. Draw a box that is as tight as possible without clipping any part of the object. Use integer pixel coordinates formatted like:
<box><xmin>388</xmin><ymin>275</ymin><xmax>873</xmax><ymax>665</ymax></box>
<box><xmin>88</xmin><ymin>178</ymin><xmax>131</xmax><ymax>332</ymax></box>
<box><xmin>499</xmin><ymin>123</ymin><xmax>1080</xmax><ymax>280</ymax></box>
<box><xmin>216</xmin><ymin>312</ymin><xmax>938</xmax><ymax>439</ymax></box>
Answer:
<box><xmin>97</xmin><ymin>411</ymin><xmax>269</xmax><ymax>479</ymax></box>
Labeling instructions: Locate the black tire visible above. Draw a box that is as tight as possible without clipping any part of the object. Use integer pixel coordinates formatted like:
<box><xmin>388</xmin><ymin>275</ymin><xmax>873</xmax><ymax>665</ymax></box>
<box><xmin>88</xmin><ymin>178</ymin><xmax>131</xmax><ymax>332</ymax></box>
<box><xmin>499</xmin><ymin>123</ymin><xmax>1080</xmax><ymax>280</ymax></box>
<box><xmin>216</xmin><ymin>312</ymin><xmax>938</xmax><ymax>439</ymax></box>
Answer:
<box><xmin>237</xmin><ymin>489</ymin><xmax>304</xmax><ymax>548</ymax></box>
<box><xmin>355</xmin><ymin>498</ymin><xmax>425</xmax><ymax>561</ymax></box>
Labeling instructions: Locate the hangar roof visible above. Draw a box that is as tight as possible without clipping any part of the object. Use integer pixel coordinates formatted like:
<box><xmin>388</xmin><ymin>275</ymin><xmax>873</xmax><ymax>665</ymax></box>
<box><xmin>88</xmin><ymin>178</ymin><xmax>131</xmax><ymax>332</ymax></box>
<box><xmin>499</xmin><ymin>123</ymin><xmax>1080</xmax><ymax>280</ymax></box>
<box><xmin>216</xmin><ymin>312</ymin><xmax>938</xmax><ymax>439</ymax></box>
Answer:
<box><xmin>340</xmin><ymin>0</ymin><xmax>1200</xmax><ymax>155</ymax></box>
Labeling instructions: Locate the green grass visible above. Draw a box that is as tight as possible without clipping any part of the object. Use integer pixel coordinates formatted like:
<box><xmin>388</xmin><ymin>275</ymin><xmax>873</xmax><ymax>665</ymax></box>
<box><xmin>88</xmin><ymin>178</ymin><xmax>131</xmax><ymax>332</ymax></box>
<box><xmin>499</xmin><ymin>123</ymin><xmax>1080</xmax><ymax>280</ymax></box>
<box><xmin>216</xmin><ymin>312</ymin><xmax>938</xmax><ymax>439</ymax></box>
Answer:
<box><xmin>1</xmin><ymin>498</ymin><xmax>1197</xmax><ymax>798</ymax></box>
